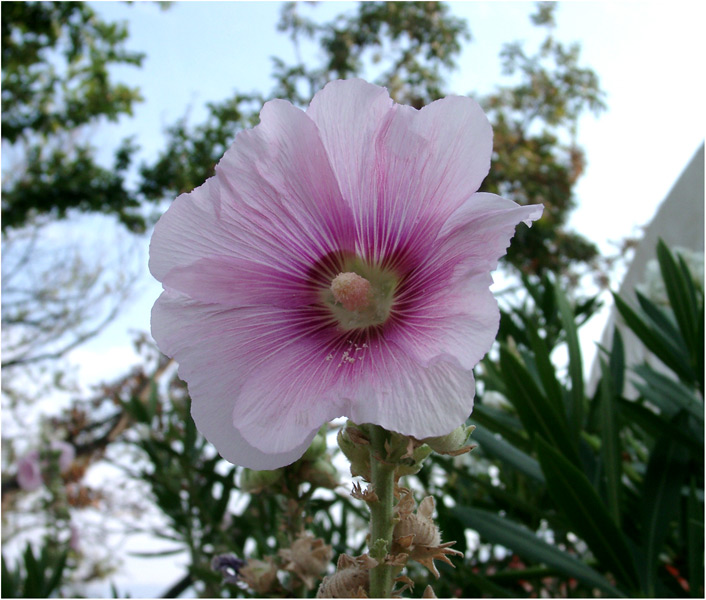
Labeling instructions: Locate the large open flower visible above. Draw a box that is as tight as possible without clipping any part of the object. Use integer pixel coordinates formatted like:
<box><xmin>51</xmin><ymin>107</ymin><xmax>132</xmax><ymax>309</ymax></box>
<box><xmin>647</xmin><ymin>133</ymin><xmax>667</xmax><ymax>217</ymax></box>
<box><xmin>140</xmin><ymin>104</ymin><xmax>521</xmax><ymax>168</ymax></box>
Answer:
<box><xmin>150</xmin><ymin>79</ymin><xmax>542</xmax><ymax>469</ymax></box>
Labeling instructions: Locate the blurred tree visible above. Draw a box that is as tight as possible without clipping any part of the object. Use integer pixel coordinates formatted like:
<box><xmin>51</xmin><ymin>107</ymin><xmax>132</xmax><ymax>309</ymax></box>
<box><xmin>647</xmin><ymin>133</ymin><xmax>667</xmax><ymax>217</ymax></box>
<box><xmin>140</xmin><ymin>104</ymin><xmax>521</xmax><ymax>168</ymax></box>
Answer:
<box><xmin>482</xmin><ymin>3</ymin><xmax>605</xmax><ymax>276</ymax></box>
<box><xmin>140</xmin><ymin>1</ymin><xmax>605</xmax><ymax>278</ymax></box>
<box><xmin>1</xmin><ymin>0</ymin><xmax>145</xmax><ymax>231</ymax></box>
<box><xmin>1</xmin><ymin>1</ymin><xmax>144</xmax><ymax>393</ymax></box>
<box><xmin>3</xmin><ymin>3</ymin><xmax>640</xmax><ymax>598</ymax></box>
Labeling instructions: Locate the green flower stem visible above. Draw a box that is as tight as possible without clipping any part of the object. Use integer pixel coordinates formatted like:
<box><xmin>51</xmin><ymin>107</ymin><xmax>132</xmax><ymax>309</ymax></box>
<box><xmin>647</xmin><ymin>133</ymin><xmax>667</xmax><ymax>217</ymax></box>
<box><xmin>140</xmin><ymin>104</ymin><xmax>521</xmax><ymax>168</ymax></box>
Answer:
<box><xmin>368</xmin><ymin>425</ymin><xmax>396</xmax><ymax>598</ymax></box>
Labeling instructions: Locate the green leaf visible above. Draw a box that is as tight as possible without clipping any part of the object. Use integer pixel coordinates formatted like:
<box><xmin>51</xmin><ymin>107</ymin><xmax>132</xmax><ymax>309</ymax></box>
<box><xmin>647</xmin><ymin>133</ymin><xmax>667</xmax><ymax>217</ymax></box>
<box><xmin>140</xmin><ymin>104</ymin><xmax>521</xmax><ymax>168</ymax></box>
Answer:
<box><xmin>128</xmin><ymin>548</ymin><xmax>186</xmax><ymax>558</ymax></box>
<box><xmin>598</xmin><ymin>358</ymin><xmax>621</xmax><ymax>526</ymax></box>
<box><xmin>125</xmin><ymin>395</ymin><xmax>149</xmax><ymax>424</ymax></box>
<box><xmin>656</xmin><ymin>240</ymin><xmax>699</xmax><ymax>364</ymax></box>
<box><xmin>43</xmin><ymin>551</ymin><xmax>67</xmax><ymax>598</ymax></box>
<box><xmin>632</xmin><ymin>364</ymin><xmax>704</xmax><ymax>423</ymax></box>
<box><xmin>1</xmin><ymin>554</ymin><xmax>18</xmax><ymax>599</ymax></box>
<box><xmin>609</xmin><ymin>327</ymin><xmax>625</xmax><ymax>396</ymax></box>
<box><xmin>635</xmin><ymin>290</ymin><xmax>683</xmax><ymax>347</ymax></box>
<box><xmin>618</xmin><ymin>398</ymin><xmax>703</xmax><ymax>452</ymax></box>
<box><xmin>464</xmin><ymin>570</ymin><xmax>518</xmax><ymax>597</ymax></box>
<box><xmin>535</xmin><ymin>437</ymin><xmax>640</xmax><ymax>590</ymax></box>
<box><xmin>555</xmin><ymin>282</ymin><xmax>584</xmax><ymax>436</ymax></box>
<box><xmin>472</xmin><ymin>403</ymin><xmax>530</xmax><ymax>451</ymax></box>
<box><xmin>470</xmin><ymin>422</ymin><xmax>545</xmax><ymax>484</ymax></box>
<box><xmin>523</xmin><ymin>316</ymin><xmax>564</xmax><ymax>415</ymax></box>
<box><xmin>641</xmin><ymin>430</ymin><xmax>690</xmax><ymax>596</ymax></box>
<box><xmin>613</xmin><ymin>293</ymin><xmax>695</xmax><ymax>383</ymax></box>
<box><xmin>453</xmin><ymin>506</ymin><xmax>625</xmax><ymax>597</ymax></box>
<box><xmin>22</xmin><ymin>544</ymin><xmax>39</xmax><ymax>598</ymax></box>
<box><xmin>499</xmin><ymin>347</ymin><xmax>580</xmax><ymax>465</ymax></box>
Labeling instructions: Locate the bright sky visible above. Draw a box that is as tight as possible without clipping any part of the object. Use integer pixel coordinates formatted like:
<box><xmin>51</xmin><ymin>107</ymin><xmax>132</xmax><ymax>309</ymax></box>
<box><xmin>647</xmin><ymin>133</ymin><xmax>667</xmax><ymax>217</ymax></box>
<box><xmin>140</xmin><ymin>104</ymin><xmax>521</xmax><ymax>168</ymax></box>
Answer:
<box><xmin>16</xmin><ymin>1</ymin><xmax>706</xmax><ymax>596</ymax></box>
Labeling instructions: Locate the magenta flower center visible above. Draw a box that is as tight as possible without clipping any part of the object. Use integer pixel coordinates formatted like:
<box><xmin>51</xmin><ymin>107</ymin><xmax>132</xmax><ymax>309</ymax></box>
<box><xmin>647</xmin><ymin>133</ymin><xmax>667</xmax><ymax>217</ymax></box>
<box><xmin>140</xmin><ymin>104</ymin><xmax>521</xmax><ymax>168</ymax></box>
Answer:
<box><xmin>323</xmin><ymin>259</ymin><xmax>398</xmax><ymax>331</ymax></box>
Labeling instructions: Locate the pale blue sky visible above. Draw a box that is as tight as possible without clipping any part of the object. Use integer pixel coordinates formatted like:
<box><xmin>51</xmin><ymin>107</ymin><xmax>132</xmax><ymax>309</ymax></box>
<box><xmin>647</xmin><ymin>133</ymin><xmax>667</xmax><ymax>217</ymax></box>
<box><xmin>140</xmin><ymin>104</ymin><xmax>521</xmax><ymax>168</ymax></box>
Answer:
<box><xmin>16</xmin><ymin>1</ymin><xmax>706</xmax><ymax>595</ymax></box>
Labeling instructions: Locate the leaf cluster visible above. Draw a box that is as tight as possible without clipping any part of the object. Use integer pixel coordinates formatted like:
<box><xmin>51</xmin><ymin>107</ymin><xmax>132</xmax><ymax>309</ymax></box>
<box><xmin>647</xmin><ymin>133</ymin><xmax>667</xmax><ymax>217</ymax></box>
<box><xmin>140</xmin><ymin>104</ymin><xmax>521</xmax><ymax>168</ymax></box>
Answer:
<box><xmin>1</xmin><ymin>542</ymin><xmax>68</xmax><ymax>599</ymax></box>
<box><xmin>1</xmin><ymin>1</ymin><xmax>145</xmax><ymax>231</ymax></box>
<box><xmin>428</xmin><ymin>240</ymin><xmax>704</xmax><ymax>598</ymax></box>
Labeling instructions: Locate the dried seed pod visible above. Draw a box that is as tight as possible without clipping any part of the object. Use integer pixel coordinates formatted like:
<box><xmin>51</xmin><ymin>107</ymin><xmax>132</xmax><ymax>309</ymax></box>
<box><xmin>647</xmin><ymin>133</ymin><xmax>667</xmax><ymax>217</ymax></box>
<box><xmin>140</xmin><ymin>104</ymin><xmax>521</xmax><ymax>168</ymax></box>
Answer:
<box><xmin>280</xmin><ymin>532</ymin><xmax>333</xmax><ymax>590</ymax></box>
<box><xmin>393</xmin><ymin>494</ymin><xmax>440</xmax><ymax>547</ymax></box>
<box><xmin>316</xmin><ymin>554</ymin><xmax>377</xmax><ymax>598</ymax></box>
<box><xmin>391</xmin><ymin>490</ymin><xmax>463</xmax><ymax>578</ymax></box>
<box><xmin>239</xmin><ymin>557</ymin><xmax>279</xmax><ymax>595</ymax></box>
<box><xmin>422</xmin><ymin>585</ymin><xmax>438</xmax><ymax>598</ymax></box>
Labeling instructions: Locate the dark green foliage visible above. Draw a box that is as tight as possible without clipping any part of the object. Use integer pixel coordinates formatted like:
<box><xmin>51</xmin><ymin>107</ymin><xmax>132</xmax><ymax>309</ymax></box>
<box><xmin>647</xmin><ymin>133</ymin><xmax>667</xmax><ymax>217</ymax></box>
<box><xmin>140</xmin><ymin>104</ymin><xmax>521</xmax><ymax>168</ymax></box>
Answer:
<box><xmin>2</xmin><ymin>139</ymin><xmax>144</xmax><ymax>232</ymax></box>
<box><xmin>480</xmin><ymin>4</ymin><xmax>605</xmax><ymax>275</ymax></box>
<box><xmin>1</xmin><ymin>543</ymin><xmax>68</xmax><ymax>598</ymax></box>
<box><xmin>1</xmin><ymin>1</ymin><xmax>143</xmax><ymax>142</ymax></box>
<box><xmin>1</xmin><ymin>1</ymin><xmax>145</xmax><ymax>231</ymax></box>
<box><xmin>121</xmin><ymin>379</ymin><xmax>362</xmax><ymax>598</ymax></box>
<box><xmin>138</xmin><ymin>94</ymin><xmax>264</xmax><ymax>203</ymax></box>
<box><xmin>432</xmin><ymin>242</ymin><xmax>704</xmax><ymax>597</ymax></box>
<box><xmin>274</xmin><ymin>1</ymin><xmax>469</xmax><ymax>108</ymax></box>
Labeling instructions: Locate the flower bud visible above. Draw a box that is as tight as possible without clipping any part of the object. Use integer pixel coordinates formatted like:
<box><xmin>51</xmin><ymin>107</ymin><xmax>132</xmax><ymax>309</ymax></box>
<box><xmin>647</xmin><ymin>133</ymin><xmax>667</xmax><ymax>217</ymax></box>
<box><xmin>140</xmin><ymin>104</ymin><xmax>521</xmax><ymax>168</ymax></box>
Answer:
<box><xmin>422</xmin><ymin>425</ymin><xmax>475</xmax><ymax>456</ymax></box>
<box><xmin>212</xmin><ymin>553</ymin><xmax>246</xmax><ymax>584</ymax></box>
<box><xmin>396</xmin><ymin>444</ymin><xmax>433</xmax><ymax>477</ymax></box>
<box><xmin>337</xmin><ymin>423</ymin><xmax>371</xmax><ymax>480</ymax></box>
<box><xmin>302</xmin><ymin>428</ymin><xmax>328</xmax><ymax>462</ymax></box>
<box><xmin>302</xmin><ymin>458</ymin><xmax>339</xmax><ymax>490</ymax></box>
<box><xmin>239</xmin><ymin>467</ymin><xmax>284</xmax><ymax>494</ymax></box>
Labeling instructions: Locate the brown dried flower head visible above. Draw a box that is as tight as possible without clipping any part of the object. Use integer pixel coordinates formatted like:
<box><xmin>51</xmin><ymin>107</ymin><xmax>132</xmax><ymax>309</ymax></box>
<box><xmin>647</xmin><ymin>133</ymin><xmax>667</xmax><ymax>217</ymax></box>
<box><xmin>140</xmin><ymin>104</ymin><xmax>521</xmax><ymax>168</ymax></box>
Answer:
<box><xmin>392</xmin><ymin>490</ymin><xmax>463</xmax><ymax>578</ymax></box>
<box><xmin>280</xmin><ymin>532</ymin><xmax>333</xmax><ymax>590</ymax></box>
<box><xmin>317</xmin><ymin>553</ymin><xmax>377</xmax><ymax>598</ymax></box>
<box><xmin>239</xmin><ymin>557</ymin><xmax>279</xmax><ymax>595</ymax></box>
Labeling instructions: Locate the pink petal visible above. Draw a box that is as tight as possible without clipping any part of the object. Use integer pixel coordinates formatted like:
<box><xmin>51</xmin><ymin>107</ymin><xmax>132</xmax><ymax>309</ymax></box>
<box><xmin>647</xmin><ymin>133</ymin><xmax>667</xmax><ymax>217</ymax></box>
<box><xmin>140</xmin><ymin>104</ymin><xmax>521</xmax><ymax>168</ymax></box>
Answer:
<box><xmin>436</xmin><ymin>192</ymin><xmax>544</xmax><ymax>276</ymax></box>
<box><xmin>151</xmin><ymin>290</ymin><xmax>344</xmax><ymax>466</ymax></box>
<box><xmin>149</xmin><ymin>98</ymin><xmax>355</xmax><ymax>288</ymax></box>
<box><xmin>386</xmin><ymin>273</ymin><xmax>499</xmax><ymax>371</ymax></box>
<box><xmin>345</xmin><ymin>342</ymin><xmax>476</xmax><ymax>439</ymax></box>
<box><xmin>307</xmin><ymin>80</ymin><xmax>493</xmax><ymax>265</ymax></box>
<box><xmin>192</xmin><ymin>376</ymin><xmax>319</xmax><ymax>470</ymax></box>
<box><xmin>232</xmin><ymin>326</ymin><xmax>475</xmax><ymax>449</ymax></box>
<box><xmin>17</xmin><ymin>450</ymin><xmax>43</xmax><ymax>491</ymax></box>
<box><xmin>386</xmin><ymin>193</ymin><xmax>542</xmax><ymax>369</ymax></box>
<box><xmin>162</xmin><ymin>256</ymin><xmax>315</xmax><ymax>309</ymax></box>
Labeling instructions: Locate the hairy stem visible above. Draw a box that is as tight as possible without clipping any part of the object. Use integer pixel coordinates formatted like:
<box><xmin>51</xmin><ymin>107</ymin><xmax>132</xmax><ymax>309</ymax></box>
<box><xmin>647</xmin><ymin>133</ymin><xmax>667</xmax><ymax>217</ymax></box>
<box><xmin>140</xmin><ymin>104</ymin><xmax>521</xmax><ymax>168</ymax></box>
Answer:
<box><xmin>368</xmin><ymin>425</ymin><xmax>396</xmax><ymax>598</ymax></box>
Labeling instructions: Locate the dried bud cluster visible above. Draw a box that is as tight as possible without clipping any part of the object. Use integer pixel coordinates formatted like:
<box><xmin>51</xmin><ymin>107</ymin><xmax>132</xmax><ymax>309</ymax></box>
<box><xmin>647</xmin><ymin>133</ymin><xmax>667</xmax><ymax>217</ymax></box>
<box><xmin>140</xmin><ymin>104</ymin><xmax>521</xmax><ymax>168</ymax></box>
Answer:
<box><xmin>394</xmin><ymin>493</ymin><xmax>441</xmax><ymax>547</ymax></box>
<box><xmin>317</xmin><ymin>553</ymin><xmax>377</xmax><ymax>598</ymax></box>
<box><xmin>239</xmin><ymin>557</ymin><xmax>279</xmax><ymax>595</ymax></box>
<box><xmin>280</xmin><ymin>532</ymin><xmax>333</xmax><ymax>590</ymax></box>
<box><xmin>392</xmin><ymin>489</ymin><xmax>463</xmax><ymax>578</ymax></box>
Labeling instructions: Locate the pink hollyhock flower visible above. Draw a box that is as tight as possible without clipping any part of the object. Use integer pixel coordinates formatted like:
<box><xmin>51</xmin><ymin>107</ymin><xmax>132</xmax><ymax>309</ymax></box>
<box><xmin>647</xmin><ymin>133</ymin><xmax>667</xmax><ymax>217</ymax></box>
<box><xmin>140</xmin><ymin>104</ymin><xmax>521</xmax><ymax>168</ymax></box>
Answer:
<box><xmin>16</xmin><ymin>441</ymin><xmax>75</xmax><ymax>491</ymax></box>
<box><xmin>17</xmin><ymin>450</ymin><xmax>43</xmax><ymax>491</ymax></box>
<box><xmin>150</xmin><ymin>79</ymin><xmax>542</xmax><ymax>469</ymax></box>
